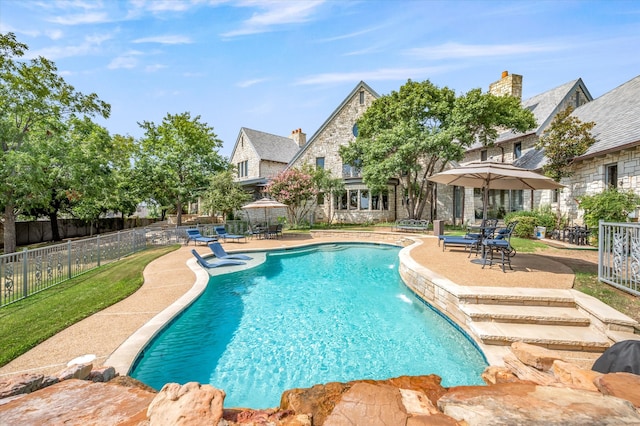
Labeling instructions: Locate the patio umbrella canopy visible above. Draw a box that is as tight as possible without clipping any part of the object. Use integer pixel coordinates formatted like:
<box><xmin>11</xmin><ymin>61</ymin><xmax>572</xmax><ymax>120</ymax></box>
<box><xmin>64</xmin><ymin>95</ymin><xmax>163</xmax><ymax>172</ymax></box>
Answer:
<box><xmin>241</xmin><ymin>197</ymin><xmax>287</xmax><ymax>225</ymax></box>
<box><xmin>428</xmin><ymin>161</ymin><xmax>564</xmax><ymax>219</ymax></box>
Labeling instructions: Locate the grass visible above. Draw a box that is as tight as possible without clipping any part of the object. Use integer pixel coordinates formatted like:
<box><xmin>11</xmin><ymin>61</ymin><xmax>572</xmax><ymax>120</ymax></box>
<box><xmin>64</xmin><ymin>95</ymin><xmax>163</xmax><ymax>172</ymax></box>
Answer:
<box><xmin>574</xmin><ymin>272</ymin><xmax>640</xmax><ymax>323</ymax></box>
<box><xmin>0</xmin><ymin>245</ymin><xmax>179</xmax><ymax>368</ymax></box>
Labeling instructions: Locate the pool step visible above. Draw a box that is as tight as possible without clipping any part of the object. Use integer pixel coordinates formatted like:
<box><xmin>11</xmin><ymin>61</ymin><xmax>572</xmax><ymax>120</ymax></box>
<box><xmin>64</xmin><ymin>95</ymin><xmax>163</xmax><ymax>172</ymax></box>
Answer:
<box><xmin>469</xmin><ymin>321</ymin><xmax>610</xmax><ymax>352</ymax></box>
<box><xmin>458</xmin><ymin>288</ymin><xmax>576</xmax><ymax>308</ymax></box>
<box><xmin>461</xmin><ymin>304</ymin><xmax>591</xmax><ymax>326</ymax></box>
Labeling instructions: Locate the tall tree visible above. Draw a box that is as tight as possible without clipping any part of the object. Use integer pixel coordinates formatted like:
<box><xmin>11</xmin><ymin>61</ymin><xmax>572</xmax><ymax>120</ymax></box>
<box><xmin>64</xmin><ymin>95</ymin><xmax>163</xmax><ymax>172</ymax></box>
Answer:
<box><xmin>535</xmin><ymin>106</ymin><xmax>596</xmax><ymax>221</ymax></box>
<box><xmin>201</xmin><ymin>169</ymin><xmax>251</xmax><ymax>220</ymax></box>
<box><xmin>137</xmin><ymin>112</ymin><xmax>226</xmax><ymax>226</ymax></box>
<box><xmin>0</xmin><ymin>32</ymin><xmax>110</xmax><ymax>253</ymax></box>
<box><xmin>536</xmin><ymin>106</ymin><xmax>596</xmax><ymax>182</ymax></box>
<box><xmin>340</xmin><ymin>79</ymin><xmax>536</xmax><ymax>219</ymax></box>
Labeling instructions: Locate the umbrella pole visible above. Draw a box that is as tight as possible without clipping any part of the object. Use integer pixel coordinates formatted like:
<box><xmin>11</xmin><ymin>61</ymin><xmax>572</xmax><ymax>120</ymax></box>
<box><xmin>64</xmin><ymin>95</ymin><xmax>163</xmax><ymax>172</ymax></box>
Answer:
<box><xmin>483</xmin><ymin>185</ymin><xmax>489</xmax><ymax>220</ymax></box>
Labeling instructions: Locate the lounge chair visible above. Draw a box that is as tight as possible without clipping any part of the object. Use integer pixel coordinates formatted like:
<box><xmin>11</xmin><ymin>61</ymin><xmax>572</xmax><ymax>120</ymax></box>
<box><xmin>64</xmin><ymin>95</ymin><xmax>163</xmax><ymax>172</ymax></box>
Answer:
<box><xmin>191</xmin><ymin>249</ymin><xmax>245</xmax><ymax>268</ymax></box>
<box><xmin>214</xmin><ymin>226</ymin><xmax>246</xmax><ymax>243</ymax></box>
<box><xmin>208</xmin><ymin>242</ymin><xmax>253</xmax><ymax>260</ymax></box>
<box><xmin>186</xmin><ymin>228</ymin><xmax>218</xmax><ymax>246</ymax></box>
<box><xmin>482</xmin><ymin>221</ymin><xmax>518</xmax><ymax>272</ymax></box>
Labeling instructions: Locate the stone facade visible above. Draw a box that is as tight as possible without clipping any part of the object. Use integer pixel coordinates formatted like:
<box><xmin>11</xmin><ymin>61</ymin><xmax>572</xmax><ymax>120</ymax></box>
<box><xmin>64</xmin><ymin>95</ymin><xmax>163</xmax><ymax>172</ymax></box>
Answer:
<box><xmin>289</xmin><ymin>82</ymin><xmax>400</xmax><ymax>224</ymax></box>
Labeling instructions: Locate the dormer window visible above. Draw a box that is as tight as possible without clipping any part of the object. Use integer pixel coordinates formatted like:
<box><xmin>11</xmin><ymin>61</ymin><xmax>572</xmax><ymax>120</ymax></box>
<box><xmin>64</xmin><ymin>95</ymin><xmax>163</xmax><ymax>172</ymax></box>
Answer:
<box><xmin>481</xmin><ymin>150</ymin><xmax>488</xmax><ymax>161</ymax></box>
<box><xmin>514</xmin><ymin>142</ymin><xmax>522</xmax><ymax>159</ymax></box>
<box><xmin>359</xmin><ymin>91</ymin><xmax>364</xmax><ymax>105</ymax></box>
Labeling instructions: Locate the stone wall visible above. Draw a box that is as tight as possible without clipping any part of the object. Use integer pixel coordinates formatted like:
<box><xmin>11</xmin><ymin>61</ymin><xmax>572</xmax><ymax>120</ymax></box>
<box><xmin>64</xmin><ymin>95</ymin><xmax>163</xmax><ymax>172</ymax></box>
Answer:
<box><xmin>230</xmin><ymin>129</ymin><xmax>262</xmax><ymax>181</ymax></box>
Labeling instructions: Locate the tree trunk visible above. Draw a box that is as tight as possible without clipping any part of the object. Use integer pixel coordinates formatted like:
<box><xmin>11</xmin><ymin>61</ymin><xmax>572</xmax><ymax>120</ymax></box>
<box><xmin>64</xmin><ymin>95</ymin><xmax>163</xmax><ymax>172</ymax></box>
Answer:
<box><xmin>176</xmin><ymin>200</ymin><xmax>183</xmax><ymax>226</ymax></box>
<box><xmin>3</xmin><ymin>203</ymin><xmax>17</xmax><ymax>254</ymax></box>
<box><xmin>49</xmin><ymin>210</ymin><xmax>61</xmax><ymax>241</ymax></box>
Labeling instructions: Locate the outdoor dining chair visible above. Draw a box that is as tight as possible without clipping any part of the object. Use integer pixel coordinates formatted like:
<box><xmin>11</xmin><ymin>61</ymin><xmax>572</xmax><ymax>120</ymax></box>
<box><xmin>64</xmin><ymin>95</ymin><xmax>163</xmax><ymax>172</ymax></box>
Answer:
<box><xmin>482</xmin><ymin>221</ymin><xmax>518</xmax><ymax>272</ymax></box>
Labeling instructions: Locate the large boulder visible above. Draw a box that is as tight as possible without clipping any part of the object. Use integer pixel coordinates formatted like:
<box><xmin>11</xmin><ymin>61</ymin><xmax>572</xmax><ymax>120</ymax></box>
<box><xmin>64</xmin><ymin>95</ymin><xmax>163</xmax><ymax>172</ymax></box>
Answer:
<box><xmin>0</xmin><ymin>378</ymin><xmax>156</xmax><ymax>425</ymax></box>
<box><xmin>146</xmin><ymin>382</ymin><xmax>225</xmax><ymax>426</ymax></box>
<box><xmin>438</xmin><ymin>382</ymin><xmax>640</xmax><ymax>425</ymax></box>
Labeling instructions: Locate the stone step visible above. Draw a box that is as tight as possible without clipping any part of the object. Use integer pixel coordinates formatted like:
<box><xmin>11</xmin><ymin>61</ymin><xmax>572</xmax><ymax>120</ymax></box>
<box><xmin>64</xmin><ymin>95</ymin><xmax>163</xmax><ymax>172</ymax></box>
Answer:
<box><xmin>461</xmin><ymin>304</ymin><xmax>591</xmax><ymax>326</ymax></box>
<box><xmin>458</xmin><ymin>288</ymin><xmax>576</xmax><ymax>307</ymax></box>
<box><xmin>469</xmin><ymin>321</ymin><xmax>610</xmax><ymax>351</ymax></box>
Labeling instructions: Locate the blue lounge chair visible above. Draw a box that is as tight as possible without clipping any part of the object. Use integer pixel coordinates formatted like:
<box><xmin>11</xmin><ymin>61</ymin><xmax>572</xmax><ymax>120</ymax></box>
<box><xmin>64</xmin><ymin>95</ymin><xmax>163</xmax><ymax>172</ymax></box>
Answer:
<box><xmin>214</xmin><ymin>226</ymin><xmax>246</xmax><ymax>243</ymax></box>
<box><xmin>185</xmin><ymin>229</ymin><xmax>217</xmax><ymax>246</ymax></box>
<box><xmin>208</xmin><ymin>242</ymin><xmax>253</xmax><ymax>260</ymax></box>
<box><xmin>191</xmin><ymin>249</ymin><xmax>245</xmax><ymax>268</ymax></box>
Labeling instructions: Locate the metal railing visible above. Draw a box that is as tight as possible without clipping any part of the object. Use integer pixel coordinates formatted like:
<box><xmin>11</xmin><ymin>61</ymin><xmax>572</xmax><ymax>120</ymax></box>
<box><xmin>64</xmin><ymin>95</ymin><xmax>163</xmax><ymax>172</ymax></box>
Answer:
<box><xmin>599</xmin><ymin>221</ymin><xmax>640</xmax><ymax>296</ymax></box>
<box><xmin>0</xmin><ymin>222</ymin><xmax>252</xmax><ymax>308</ymax></box>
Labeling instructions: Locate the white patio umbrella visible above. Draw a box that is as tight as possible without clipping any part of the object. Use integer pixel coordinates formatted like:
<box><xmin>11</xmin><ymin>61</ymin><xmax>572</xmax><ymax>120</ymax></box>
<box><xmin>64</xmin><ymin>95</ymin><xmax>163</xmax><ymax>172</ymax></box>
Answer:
<box><xmin>428</xmin><ymin>161</ymin><xmax>564</xmax><ymax>220</ymax></box>
<box><xmin>241</xmin><ymin>197</ymin><xmax>287</xmax><ymax>225</ymax></box>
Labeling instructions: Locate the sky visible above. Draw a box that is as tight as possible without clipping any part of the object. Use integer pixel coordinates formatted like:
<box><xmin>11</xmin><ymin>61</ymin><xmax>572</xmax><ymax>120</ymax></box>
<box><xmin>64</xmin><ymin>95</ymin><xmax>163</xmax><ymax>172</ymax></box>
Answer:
<box><xmin>1</xmin><ymin>0</ymin><xmax>639</xmax><ymax>158</ymax></box>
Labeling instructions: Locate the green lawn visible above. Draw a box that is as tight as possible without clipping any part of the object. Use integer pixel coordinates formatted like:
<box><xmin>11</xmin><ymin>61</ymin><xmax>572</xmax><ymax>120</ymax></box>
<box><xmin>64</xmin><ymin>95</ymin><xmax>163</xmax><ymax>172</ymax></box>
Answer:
<box><xmin>0</xmin><ymin>245</ymin><xmax>179</xmax><ymax>367</ymax></box>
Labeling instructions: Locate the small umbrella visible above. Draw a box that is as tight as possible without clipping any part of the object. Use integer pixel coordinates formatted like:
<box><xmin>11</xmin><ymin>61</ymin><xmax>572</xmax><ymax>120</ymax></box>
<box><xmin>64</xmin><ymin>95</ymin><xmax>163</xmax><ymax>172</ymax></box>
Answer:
<box><xmin>428</xmin><ymin>161</ymin><xmax>564</xmax><ymax>220</ymax></box>
<box><xmin>241</xmin><ymin>197</ymin><xmax>287</xmax><ymax>225</ymax></box>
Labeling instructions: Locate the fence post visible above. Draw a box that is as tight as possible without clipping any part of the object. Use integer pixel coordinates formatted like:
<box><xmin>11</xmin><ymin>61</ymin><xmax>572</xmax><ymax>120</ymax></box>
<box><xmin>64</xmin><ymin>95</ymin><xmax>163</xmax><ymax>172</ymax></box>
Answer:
<box><xmin>22</xmin><ymin>248</ymin><xmax>28</xmax><ymax>298</ymax></box>
<box><xmin>67</xmin><ymin>240</ymin><xmax>72</xmax><ymax>279</ymax></box>
<box><xmin>117</xmin><ymin>231</ymin><xmax>121</xmax><ymax>260</ymax></box>
<box><xmin>97</xmin><ymin>234</ymin><xmax>101</xmax><ymax>267</ymax></box>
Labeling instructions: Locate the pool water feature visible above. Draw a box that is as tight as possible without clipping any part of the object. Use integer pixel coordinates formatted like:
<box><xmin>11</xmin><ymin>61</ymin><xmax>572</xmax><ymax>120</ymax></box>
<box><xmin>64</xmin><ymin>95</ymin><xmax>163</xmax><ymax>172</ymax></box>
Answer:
<box><xmin>130</xmin><ymin>243</ymin><xmax>487</xmax><ymax>408</ymax></box>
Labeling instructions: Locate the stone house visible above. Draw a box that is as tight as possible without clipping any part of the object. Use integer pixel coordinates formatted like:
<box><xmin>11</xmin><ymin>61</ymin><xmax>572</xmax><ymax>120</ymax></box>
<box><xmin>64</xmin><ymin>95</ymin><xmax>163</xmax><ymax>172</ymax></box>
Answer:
<box><xmin>229</xmin><ymin>127</ymin><xmax>304</xmax><ymax>197</ymax></box>
<box><xmin>435</xmin><ymin>71</ymin><xmax>593</xmax><ymax>225</ymax></box>
<box><xmin>286</xmin><ymin>81</ymin><xmax>406</xmax><ymax>224</ymax></box>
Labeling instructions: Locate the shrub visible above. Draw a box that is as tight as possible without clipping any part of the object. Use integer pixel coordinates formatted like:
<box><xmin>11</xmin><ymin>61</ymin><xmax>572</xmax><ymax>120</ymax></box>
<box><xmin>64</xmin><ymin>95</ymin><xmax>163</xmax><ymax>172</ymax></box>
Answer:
<box><xmin>504</xmin><ymin>206</ymin><xmax>557</xmax><ymax>238</ymax></box>
<box><xmin>578</xmin><ymin>188</ymin><xmax>640</xmax><ymax>230</ymax></box>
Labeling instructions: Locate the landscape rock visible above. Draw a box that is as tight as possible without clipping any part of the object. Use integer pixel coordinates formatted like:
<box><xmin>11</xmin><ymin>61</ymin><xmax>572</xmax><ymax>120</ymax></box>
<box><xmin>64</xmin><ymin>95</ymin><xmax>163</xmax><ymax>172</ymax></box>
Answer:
<box><xmin>438</xmin><ymin>382</ymin><xmax>640</xmax><ymax>425</ymax></box>
<box><xmin>0</xmin><ymin>378</ymin><xmax>156</xmax><ymax>425</ymax></box>
<box><xmin>57</xmin><ymin>363</ymin><xmax>93</xmax><ymax>381</ymax></box>
<box><xmin>146</xmin><ymin>382</ymin><xmax>225</xmax><ymax>426</ymax></box>
<box><xmin>594</xmin><ymin>372</ymin><xmax>640</xmax><ymax>408</ymax></box>
<box><xmin>0</xmin><ymin>373</ymin><xmax>46</xmax><ymax>399</ymax></box>
<box><xmin>551</xmin><ymin>360</ymin><xmax>601</xmax><ymax>392</ymax></box>
<box><xmin>503</xmin><ymin>352</ymin><xmax>556</xmax><ymax>385</ymax></box>
<box><xmin>223</xmin><ymin>408</ymin><xmax>311</xmax><ymax>425</ymax></box>
<box><xmin>481</xmin><ymin>366</ymin><xmax>521</xmax><ymax>385</ymax></box>
<box><xmin>511</xmin><ymin>341</ymin><xmax>565</xmax><ymax>371</ymax></box>
<box><xmin>88</xmin><ymin>365</ymin><xmax>118</xmax><ymax>382</ymax></box>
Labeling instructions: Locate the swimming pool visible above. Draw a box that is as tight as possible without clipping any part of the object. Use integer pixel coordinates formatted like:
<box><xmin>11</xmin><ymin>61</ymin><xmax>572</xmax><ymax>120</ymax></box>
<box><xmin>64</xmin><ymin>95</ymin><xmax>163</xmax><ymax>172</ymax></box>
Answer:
<box><xmin>130</xmin><ymin>243</ymin><xmax>487</xmax><ymax>408</ymax></box>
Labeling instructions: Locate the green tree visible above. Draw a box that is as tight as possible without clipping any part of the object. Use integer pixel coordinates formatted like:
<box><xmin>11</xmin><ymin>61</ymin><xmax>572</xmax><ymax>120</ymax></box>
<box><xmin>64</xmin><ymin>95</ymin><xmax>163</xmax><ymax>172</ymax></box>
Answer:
<box><xmin>535</xmin><ymin>106</ymin><xmax>596</xmax><ymax>224</ymax></box>
<box><xmin>0</xmin><ymin>32</ymin><xmax>110</xmax><ymax>253</ymax></box>
<box><xmin>201</xmin><ymin>170</ymin><xmax>251</xmax><ymax>220</ymax></box>
<box><xmin>578</xmin><ymin>188</ymin><xmax>640</xmax><ymax>232</ymax></box>
<box><xmin>136</xmin><ymin>112</ymin><xmax>226</xmax><ymax>226</ymax></box>
<box><xmin>339</xmin><ymin>79</ymin><xmax>536</xmax><ymax>219</ymax></box>
<box><xmin>536</xmin><ymin>107</ymin><xmax>596</xmax><ymax>182</ymax></box>
<box><xmin>266</xmin><ymin>166</ymin><xmax>318</xmax><ymax>228</ymax></box>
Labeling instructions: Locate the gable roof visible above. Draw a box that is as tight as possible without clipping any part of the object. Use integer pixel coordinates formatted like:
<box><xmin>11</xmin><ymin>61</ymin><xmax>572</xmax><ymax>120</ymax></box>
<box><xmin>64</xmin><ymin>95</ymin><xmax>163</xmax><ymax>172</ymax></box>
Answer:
<box><xmin>287</xmin><ymin>81</ymin><xmax>380</xmax><ymax>167</ymax></box>
<box><xmin>573</xmin><ymin>74</ymin><xmax>640</xmax><ymax>160</ymax></box>
<box><xmin>231</xmin><ymin>127</ymin><xmax>300</xmax><ymax>164</ymax></box>
<box><xmin>469</xmin><ymin>78</ymin><xmax>591</xmax><ymax>151</ymax></box>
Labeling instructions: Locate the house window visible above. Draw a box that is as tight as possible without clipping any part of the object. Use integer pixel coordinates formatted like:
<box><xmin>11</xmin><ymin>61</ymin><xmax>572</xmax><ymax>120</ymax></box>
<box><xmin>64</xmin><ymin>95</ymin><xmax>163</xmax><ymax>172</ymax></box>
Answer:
<box><xmin>360</xmin><ymin>190</ymin><xmax>369</xmax><ymax>210</ymax></box>
<box><xmin>317</xmin><ymin>192</ymin><xmax>325</xmax><ymax>205</ymax></box>
<box><xmin>605</xmin><ymin>163</ymin><xmax>618</xmax><ymax>188</ymax></box>
<box><xmin>481</xmin><ymin>150</ymin><xmax>488</xmax><ymax>161</ymax></box>
<box><xmin>352</xmin><ymin>123</ymin><xmax>359</xmax><ymax>137</ymax></box>
<box><xmin>359</xmin><ymin>91</ymin><xmax>364</xmax><ymax>105</ymax></box>
<box><xmin>316</xmin><ymin>157</ymin><xmax>325</xmax><ymax>169</ymax></box>
<box><xmin>514</xmin><ymin>142</ymin><xmax>522</xmax><ymax>159</ymax></box>
<box><xmin>237</xmin><ymin>160</ymin><xmax>248</xmax><ymax>178</ymax></box>
<box><xmin>339</xmin><ymin>192</ymin><xmax>348</xmax><ymax>210</ymax></box>
<box><xmin>350</xmin><ymin>191</ymin><xmax>358</xmax><ymax>209</ymax></box>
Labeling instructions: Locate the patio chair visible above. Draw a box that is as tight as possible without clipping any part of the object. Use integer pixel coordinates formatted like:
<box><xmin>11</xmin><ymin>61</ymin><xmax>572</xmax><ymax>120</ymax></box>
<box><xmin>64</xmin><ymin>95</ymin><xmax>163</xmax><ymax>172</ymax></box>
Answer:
<box><xmin>191</xmin><ymin>249</ymin><xmax>246</xmax><ymax>269</ymax></box>
<box><xmin>266</xmin><ymin>224</ymin><xmax>283</xmax><ymax>239</ymax></box>
<box><xmin>482</xmin><ymin>221</ymin><xmax>518</xmax><ymax>272</ymax></box>
<box><xmin>214</xmin><ymin>225</ymin><xmax>247</xmax><ymax>243</ymax></box>
<box><xmin>185</xmin><ymin>228</ymin><xmax>218</xmax><ymax>246</ymax></box>
<box><xmin>208</xmin><ymin>242</ymin><xmax>252</xmax><ymax>260</ymax></box>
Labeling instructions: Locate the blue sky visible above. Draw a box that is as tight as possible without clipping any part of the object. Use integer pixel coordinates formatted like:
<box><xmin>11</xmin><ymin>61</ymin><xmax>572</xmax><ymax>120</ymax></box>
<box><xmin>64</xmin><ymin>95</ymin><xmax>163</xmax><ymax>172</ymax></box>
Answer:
<box><xmin>1</xmin><ymin>0</ymin><xmax>639</xmax><ymax>158</ymax></box>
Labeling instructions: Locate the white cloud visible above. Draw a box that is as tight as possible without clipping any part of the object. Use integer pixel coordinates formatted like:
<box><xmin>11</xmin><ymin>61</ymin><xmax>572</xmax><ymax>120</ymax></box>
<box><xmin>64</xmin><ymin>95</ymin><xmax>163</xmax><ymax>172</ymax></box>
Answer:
<box><xmin>132</xmin><ymin>35</ymin><xmax>193</xmax><ymax>44</ymax></box>
<box><xmin>296</xmin><ymin>67</ymin><xmax>451</xmax><ymax>85</ymax></box>
<box><xmin>108</xmin><ymin>55</ymin><xmax>139</xmax><ymax>70</ymax></box>
<box><xmin>27</xmin><ymin>33</ymin><xmax>113</xmax><ymax>60</ymax></box>
<box><xmin>145</xmin><ymin>64</ymin><xmax>167</xmax><ymax>72</ymax></box>
<box><xmin>221</xmin><ymin>0</ymin><xmax>324</xmax><ymax>37</ymax></box>
<box><xmin>46</xmin><ymin>29</ymin><xmax>65</xmax><ymax>40</ymax></box>
<box><xmin>46</xmin><ymin>12</ymin><xmax>111</xmax><ymax>25</ymax></box>
<box><xmin>237</xmin><ymin>78</ymin><xmax>268</xmax><ymax>88</ymax></box>
<box><xmin>405</xmin><ymin>42</ymin><xmax>565</xmax><ymax>60</ymax></box>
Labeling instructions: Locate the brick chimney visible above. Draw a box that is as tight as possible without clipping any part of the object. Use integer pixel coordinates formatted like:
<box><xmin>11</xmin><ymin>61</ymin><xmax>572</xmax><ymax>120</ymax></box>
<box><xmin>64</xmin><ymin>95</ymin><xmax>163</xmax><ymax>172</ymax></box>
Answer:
<box><xmin>290</xmin><ymin>128</ymin><xmax>306</xmax><ymax>147</ymax></box>
<box><xmin>489</xmin><ymin>71</ymin><xmax>522</xmax><ymax>100</ymax></box>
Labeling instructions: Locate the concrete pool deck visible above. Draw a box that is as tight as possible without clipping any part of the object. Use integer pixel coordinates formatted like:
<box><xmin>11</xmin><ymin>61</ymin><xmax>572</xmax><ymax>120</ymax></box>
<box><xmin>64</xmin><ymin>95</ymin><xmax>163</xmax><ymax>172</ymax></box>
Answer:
<box><xmin>0</xmin><ymin>231</ymin><xmax>635</xmax><ymax>378</ymax></box>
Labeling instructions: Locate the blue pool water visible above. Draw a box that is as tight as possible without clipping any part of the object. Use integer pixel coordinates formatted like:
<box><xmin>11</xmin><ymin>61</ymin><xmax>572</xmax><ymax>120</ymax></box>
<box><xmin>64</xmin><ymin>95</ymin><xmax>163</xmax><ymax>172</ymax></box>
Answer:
<box><xmin>130</xmin><ymin>243</ymin><xmax>487</xmax><ymax>408</ymax></box>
